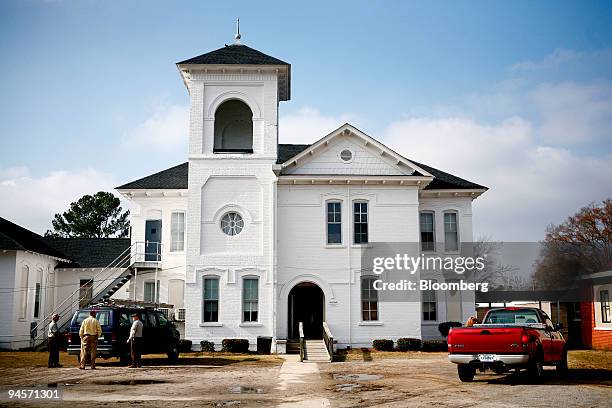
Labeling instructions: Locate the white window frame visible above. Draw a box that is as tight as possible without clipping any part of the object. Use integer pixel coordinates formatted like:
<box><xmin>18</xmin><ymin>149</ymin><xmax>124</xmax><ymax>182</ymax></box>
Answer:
<box><xmin>203</xmin><ymin>276</ymin><xmax>220</xmax><ymax>323</ymax></box>
<box><xmin>422</xmin><ymin>280</ymin><xmax>437</xmax><ymax>321</ymax></box>
<box><xmin>144</xmin><ymin>280</ymin><xmax>160</xmax><ymax>303</ymax></box>
<box><xmin>242</xmin><ymin>277</ymin><xmax>259</xmax><ymax>323</ymax></box>
<box><xmin>419</xmin><ymin>211</ymin><xmax>436</xmax><ymax>252</ymax></box>
<box><xmin>601</xmin><ymin>290</ymin><xmax>611</xmax><ymax>324</ymax></box>
<box><xmin>361</xmin><ymin>276</ymin><xmax>379</xmax><ymax>321</ymax></box>
<box><xmin>353</xmin><ymin>200</ymin><xmax>369</xmax><ymax>245</ymax></box>
<box><xmin>19</xmin><ymin>266</ymin><xmax>29</xmax><ymax>320</ymax></box>
<box><xmin>326</xmin><ymin>200</ymin><xmax>343</xmax><ymax>245</ymax></box>
<box><xmin>443</xmin><ymin>210</ymin><xmax>460</xmax><ymax>252</ymax></box>
<box><xmin>170</xmin><ymin>211</ymin><xmax>185</xmax><ymax>252</ymax></box>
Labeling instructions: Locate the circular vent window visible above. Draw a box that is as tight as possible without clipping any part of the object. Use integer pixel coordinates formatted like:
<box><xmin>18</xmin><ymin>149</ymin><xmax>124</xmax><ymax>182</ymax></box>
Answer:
<box><xmin>339</xmin><ymin>149</ymin><xmax>353</xmax><ymax>162</ymax></box>
<box><xmin>220</xmin><ymin>212</ymin><xmax>244</xmax><ymax>236</ymax></box>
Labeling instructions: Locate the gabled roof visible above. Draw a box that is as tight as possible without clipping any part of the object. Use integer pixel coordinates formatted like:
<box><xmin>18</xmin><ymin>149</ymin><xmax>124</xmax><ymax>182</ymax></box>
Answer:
<box><xmin>0</xmin><ymin>216</ymin><xmax>131</xmax><ymax>267</ymax></box>
<box><xmin>277</xmin><ymin>123</ymin><xmax>434</xmax><ymax>178</ymax></box>
<box><xmin>116</xmin><ymin>142</ymin><xmax>485</xmax><ymax>192</ymax></box>
<box><xmin>0</xmin><ymin>217</ymin><xmax>67</xmax><ymax>259</ymax></box>
<box><xmin>42</xmin><ymin>238</ymin><xmax>130</xmax><ymax>268</ymax></box>
<box><xmin>177</xmin><ymin>44</ymin><xmax>289</xmax><ymax>66</ymax></box>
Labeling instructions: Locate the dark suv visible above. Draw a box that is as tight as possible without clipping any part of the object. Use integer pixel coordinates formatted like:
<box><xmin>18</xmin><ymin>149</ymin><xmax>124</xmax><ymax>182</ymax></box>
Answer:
<box><xmin>66</xmin><ymin>306</ymin><xmax>180</xmax><ymax>363</ymax></box>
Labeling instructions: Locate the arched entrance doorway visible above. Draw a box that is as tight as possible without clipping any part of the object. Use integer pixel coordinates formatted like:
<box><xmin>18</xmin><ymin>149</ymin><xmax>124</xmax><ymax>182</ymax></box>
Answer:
<box><xmin>288</xmin><ymin>282</ymin><xmax>324</xmax><ymax>339</ymax></box>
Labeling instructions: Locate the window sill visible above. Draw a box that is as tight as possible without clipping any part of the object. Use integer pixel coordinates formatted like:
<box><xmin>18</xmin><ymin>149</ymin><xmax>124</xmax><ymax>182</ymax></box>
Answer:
<box><xmin>352</xmin><ymin>244</ymin><xmax>373</xmax><ymax>249</ymax></box>
<box><xmin>421</xmin><ymin>321</ymin><xmax>439</xmax><ymax>325</ymax></box>
<box><xmin>168</xmin><ymin>250</ymin><xmax>186</xmax><ymax>254</ymax></box>
<box><xmin>199</xmin><ymin>322</ymin><xmax>223</xmax><ymax>327</ymax></box>
<box><xmin>594</xmin><ymin>326</ymin><xmax>612</xmax><ymax>330</ymax></box>
<box><xmin>239</xmin><ymin>322</ymin><xmax>263</xmax><ymax>327</ymax></box>
<box><xmin>359</xmin><ymin>321</ymin><xmax>383</xmax><ymax>326</ymax></box>
<box><xmin>325</xmin><ymin>244</ymin><xmax>346</xmax><ymax>249</ymax></box>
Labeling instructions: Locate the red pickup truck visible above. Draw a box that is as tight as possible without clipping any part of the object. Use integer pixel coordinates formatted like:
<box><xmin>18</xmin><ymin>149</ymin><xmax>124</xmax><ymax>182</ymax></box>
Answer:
<box><xmin>448</xmin><ymin>307</ymin><xmax>567</xmax><ymax>382</ymax></box>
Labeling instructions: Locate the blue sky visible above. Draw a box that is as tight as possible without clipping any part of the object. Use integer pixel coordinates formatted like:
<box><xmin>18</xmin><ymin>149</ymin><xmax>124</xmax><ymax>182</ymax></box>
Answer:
<box><xmin>1</xmin><ymin>0</ymin><xmax>611</xmax><ymax>239</ymax></box>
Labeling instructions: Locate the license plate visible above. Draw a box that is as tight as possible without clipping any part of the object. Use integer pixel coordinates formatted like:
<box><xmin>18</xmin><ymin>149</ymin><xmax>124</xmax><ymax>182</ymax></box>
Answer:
<box><xmin>478</xmin><ymin>354</ymin><xmax>496</xmax><ymax>362</ymax></box>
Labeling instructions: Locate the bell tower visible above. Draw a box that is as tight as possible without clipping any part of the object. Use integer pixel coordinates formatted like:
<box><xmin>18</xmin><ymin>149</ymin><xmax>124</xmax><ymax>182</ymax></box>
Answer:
<box><xmin>177</xmin><ymin>28</ymin><xmax>290</xmax><ymax>345</ymax></box>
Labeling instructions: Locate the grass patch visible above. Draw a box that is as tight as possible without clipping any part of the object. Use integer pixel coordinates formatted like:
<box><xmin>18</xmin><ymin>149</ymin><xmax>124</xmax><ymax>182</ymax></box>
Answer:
<box><xmin>0</xmin><ymin>351</ymin><xmax>283</xmax><ymax>369</ymax></box>
<box><xmin>568</xmin><ymin>350</ymin><xmax>612</xmax><ymax>371</ymax></box>
<box><xmin>335</xmin><ymin>348</ymin><xmax>446</xmax><ymax>362</ymax></box>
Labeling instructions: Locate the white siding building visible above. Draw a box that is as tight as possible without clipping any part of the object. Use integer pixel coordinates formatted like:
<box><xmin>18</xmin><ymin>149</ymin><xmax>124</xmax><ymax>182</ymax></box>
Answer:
<box><xmin>116</xmin><ymin>41</ymin><xmax>487</xmax><ymax>351</ymax></box>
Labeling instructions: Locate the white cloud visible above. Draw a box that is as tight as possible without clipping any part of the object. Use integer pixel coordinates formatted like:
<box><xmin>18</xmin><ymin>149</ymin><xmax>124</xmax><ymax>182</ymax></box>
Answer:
<box><xmin>121</xmin><ymin>104</ymin><xmax>189</xmax><ymax>151</ymax></box>
<box><xmin>382</xmin><ymin>116</ymin><xmax>612</xmax><ymax>240</ymax></box>
<box><xmin>0</xmin><ymin>167</ymin><xmax>119</xmax><ymax>235</ymax></box>
<box><xmin>279</xmin><ymin>107</ymin><xmax>354</xmax><ymax>144</ymax></box>
<box><xmin>509</xmin><ymin>48</ymin><xmax>612</xmax><ymax>73</ymax></box>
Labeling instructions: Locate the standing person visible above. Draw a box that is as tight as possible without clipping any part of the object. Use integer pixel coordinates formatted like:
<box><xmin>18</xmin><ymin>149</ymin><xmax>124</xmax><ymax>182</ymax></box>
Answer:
<box><xmin>127</xmin><ymin>313</ymin><xmax>143</xmax><ymax>368</ymax></box>
<box><xmin>79</xmin><ymin>310</ymin><xmax>102</xmax><ymax>370</ymax></box>
<box><xmin>47</xmin><ymin>314</ymin><xmax>62</xmax><ymax>368</ymax></box>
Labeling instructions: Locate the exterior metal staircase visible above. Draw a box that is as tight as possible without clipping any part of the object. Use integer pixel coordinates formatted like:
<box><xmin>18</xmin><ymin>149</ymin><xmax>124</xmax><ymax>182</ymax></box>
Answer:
<box><xmin>29</xmin><ymin>241</ymin><xmax>161</xmax><ymax>349</ymax></box>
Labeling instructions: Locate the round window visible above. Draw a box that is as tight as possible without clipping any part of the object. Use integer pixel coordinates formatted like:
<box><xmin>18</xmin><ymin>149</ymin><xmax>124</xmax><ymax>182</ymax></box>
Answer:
<box><xmin>339</xmin><ymin>149</ymin><xmax>353</xmax><ymax>162</ymax></box>
<box><xmin>220</xmin><ymin>212</ymin><xmax>244</xmax><ymax>236</ymax></box>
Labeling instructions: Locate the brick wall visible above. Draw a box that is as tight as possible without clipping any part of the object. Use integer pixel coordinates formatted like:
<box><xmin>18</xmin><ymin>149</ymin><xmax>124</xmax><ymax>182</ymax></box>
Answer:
<box><xmin>580</xmin><ymin>301</ymin><xmax>612</xmax><ymax>350</ymax></box>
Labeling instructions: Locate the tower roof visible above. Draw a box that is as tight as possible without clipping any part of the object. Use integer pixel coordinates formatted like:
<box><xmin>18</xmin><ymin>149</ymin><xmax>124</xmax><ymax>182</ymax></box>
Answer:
<box><xmin>177</xmin><ymin>44</ymin><xmax>289</xmax><ymax>66</ymax></box>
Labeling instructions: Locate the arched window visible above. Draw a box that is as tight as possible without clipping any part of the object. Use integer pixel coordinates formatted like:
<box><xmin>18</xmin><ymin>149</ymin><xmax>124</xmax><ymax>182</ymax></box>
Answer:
<box><xmin>213</xmin><ymin>99</ymin><xmax>253</xmax><ymax>153</ymax></box>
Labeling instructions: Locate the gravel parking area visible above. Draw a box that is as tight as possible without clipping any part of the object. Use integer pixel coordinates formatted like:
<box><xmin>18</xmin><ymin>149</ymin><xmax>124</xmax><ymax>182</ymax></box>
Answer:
<box><xmin>0</xmin><ymin>351</ymin><xmax>609</xmax><ymax>407</ymax></box>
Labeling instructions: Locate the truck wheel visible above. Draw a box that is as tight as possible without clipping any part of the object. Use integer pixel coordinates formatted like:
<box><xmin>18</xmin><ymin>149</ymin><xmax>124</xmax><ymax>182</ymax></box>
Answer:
<box><xmin>556</xmin><ymin>349</ymin><xmax>568</xmax><ymax>377</ymax></box>
<box><xmin>457</xmin><ymin>364</ymin><xmax>475</xmax><ymax>382</ymax></box>
<box><xmin>527</xmin><ymin>351</ymin><xmax>544</xmax><ymax>382</ymax></box>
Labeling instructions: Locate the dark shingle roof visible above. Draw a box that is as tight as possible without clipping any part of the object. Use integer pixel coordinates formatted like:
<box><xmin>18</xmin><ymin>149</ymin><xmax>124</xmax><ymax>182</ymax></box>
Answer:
<box><xmin>177</xmin><ymin>44</ymin><xmax>289</xmax><ymax>66</ymax></box>
<box><xmin>115</xmin><ymin>144</ymin><xmax>485</xmax><ymax>191</ymax></box>
<box><xmin>0</xmin><ymin>217</ymin><xmax>131</xmax><ymax>267</ymax></box>
<box><xmin>117</xmin><ymin>163</ymin><xmax>189</xmax><ymax>190</ymax></box>
<box><xmin>42</xmin><ymin>238</ymin><xmax>131</xmax><ymax>268</ymax></box>
<box><xmin>0</xmin><ymin>217</ymin><xmax>67</xmax><ymax>259</ymax></box>
<box><xmin>409</xmin><ymin>160</ymin><xmax>487</xmax><ymax>190</ymax></box>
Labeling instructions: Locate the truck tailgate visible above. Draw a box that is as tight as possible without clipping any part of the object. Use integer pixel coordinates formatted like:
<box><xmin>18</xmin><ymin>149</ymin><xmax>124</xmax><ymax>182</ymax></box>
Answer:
<box><xmin>449</xmin><ymin>326</ymin><xmax>525</xmax><ymax>354</ymax></box>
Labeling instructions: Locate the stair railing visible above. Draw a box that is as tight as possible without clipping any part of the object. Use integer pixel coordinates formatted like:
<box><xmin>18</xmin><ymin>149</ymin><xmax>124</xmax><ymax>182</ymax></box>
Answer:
<box><xmin>299</xmin><ymin>321</ymin><xmax>305</xmax><ymax>362</ymax></box>
<box><xmin>322</xmin><ymin>321</ymin><xmax>333</xmax><ymax>361</ymax></box>
<box><xmin>28</xmin><ymin>241</ymin><xmax>158</xmax><ymax>347</ymax></box>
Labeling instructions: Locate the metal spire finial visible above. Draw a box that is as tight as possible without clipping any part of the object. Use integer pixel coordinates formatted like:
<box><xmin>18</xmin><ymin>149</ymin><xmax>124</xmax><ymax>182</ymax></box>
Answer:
<box><xmin>234</xmin><ymin>17</ymin><xmax>241</xmax><ymax>44</ymax></box>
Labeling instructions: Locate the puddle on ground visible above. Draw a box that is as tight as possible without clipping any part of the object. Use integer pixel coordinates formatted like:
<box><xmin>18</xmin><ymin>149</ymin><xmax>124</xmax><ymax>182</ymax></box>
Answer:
<box><xmin>214</xmin><ymin>401</ymin><xmax>242</xmax><ymax>407</ymax></box>
<box><xmin>228</xmin><ymin>386</ymin><xmax>264</xmax><ymax>394</ymax></box>
<box><xmin>92</xmin><ymin>379</ymin><xmax>167</xmax><ymax>386</ymax></box>
<box><xmin>336</xmin><ymin>383</ymin><xmax>361</xmax><ymax>391</ymax></box>
<box><xmin>333</xmin><ymin>374</ymin><xmax>383</xmax><ymax>381</ymax></box>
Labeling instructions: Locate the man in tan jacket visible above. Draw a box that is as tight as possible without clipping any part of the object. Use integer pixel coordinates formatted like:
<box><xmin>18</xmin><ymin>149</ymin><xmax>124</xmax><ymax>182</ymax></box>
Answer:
<box><xmin>79</xmin><ymin>310</ymin><xmax>102</xmax><ymax>369</ymax></box>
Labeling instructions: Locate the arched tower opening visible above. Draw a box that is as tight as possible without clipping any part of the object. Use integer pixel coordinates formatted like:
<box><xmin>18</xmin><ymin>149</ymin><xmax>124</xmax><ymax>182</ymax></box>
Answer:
<box><xmin>213</xmin><ymin>99</ymin><xmax>253</xmax><ymax>153</ymax></box>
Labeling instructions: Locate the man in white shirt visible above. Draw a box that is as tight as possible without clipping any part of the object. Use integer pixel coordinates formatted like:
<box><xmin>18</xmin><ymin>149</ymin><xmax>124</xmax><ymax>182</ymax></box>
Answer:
<box><xmin>47</xmin><ymin>314</ymin><xmax>61</xmax><ymax>368</ymax></box>
<box><xmin>127</xmin><ymin>313</ymin><xmax>144</xmax><ymax>368</ymax></box>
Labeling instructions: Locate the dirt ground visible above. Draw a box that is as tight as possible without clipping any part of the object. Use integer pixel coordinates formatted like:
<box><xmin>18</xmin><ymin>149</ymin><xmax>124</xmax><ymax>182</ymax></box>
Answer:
<box><xmin>0</xmin><ymin>350</ymin><xmax>610</xmax><ymax>407</ymax></box>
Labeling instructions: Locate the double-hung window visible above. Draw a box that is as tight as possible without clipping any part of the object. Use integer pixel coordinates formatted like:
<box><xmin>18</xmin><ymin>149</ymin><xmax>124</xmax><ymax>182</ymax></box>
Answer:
<box><xmin>354</xmin><ymin>202</ymin><xmax>369</xmax><ymax>244</ymax></box>
<box><xmin>327</xmin><ymin>202</ymin><xmax>342</xmax><ymax>244</ymax></box>
<box><xmin>444</xmin><ymin>212</ymin><xmax>459</xmax><ymax>251</ymax></box>
<box><xmin>420</xmin><ymin>212</ymin><xmax>435</xmax><ymax>251</ymax></box>
<box><xmin>203</xmin><ymin>278</ymin><xmax>219</xmax><ymax>322</ymax></box>
<box><xmin>601</xmin><ymin>290</ymin><xmax>611</xmax><ymax>323</ymax></box>
<box><xmin>144</xmin><ymin>280</ymin><xmax>160</xmax><ymax>303</ymax></box>
<box><xmin>243</xmin><ymin>278</ymin><xmax>259</xmax><ymax>322</ymax></box>
<box><xmin>170</xmin><ymin>212</ymin><xmax>185</xmax><ymax>252</ymax></box>
<box><xmin>422</xmin><ymin>282</ymin><xmax>437</xmax><ymax>321</ymax></box>
<box><xmin>361</xmin><ymin>277</ymin><xmax>378</xmax><ymax>321</ymax></box>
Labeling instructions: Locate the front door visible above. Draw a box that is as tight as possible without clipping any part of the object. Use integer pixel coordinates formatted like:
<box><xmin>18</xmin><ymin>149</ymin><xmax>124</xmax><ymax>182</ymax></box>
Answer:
<box><xmin>145</xmin><ymin>220</ymin><xmax>162</xmax><ymax>261</ymax></box>
<box><xmin>288</xmin><ymin>283</ymin><xmax>324</xmax><ymax>339</ymax></box>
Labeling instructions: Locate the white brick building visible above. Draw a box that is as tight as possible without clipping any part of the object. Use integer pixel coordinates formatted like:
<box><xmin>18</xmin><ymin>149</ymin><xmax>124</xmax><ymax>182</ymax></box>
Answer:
<box><xmin>116</xmin><ymin>41</ymin><xmax>488</xmax><ymax>351</ymax></box>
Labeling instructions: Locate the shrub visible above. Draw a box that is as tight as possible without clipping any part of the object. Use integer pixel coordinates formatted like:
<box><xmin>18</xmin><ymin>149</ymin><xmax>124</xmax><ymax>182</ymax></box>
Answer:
<box><xmin>438</xmin><ymin>321</ymin><xmax>462</xmax><ymax>337</ymax></box>
<box><xmin>222</xmin><ymin>338</ymin><xmax>249</xmax><ymax>353</ymax></box>
<box><xmin>396</xmin><ymin>337</ymin><xmax>422</xmax><ymax>351</ymax></box>
<box><xmin>178</xmin><ymin>339</ymin><xmax>192</xmax><ymax>352</ymax></box>
<box><xmin>372</xmin><ymin>339</ymin><xmax>394</xmax><ymax>351</ymax></box>
<box><xmin>200</xmin><ymin>340</ymin><xmax>215</xmax><ymax>352</ymax></box>
<box><xmin>422</xmin><ymin>340</ymin><xmax>448</xmax><ymax>352</ymax></box>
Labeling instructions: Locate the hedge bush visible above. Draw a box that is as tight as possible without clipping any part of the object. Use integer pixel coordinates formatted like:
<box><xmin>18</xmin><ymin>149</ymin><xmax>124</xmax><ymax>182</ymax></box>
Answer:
<box><xmin>396</xmin><ymin>337</ymin><xmax>422</xmax><ymax>351</ymax></box>
<box><xmin>422</xmin><ymin>340</ymin><xmax>448</xmax><ymax>352</ymax></box>
<box><xmin>438</xmin><ymin>321</ymin><xmax>462</xmax><ymax>337</ymax></box>
<box><xmin>372</xmin><ymin>339</ymin><xmax>394</xmax><ymax>351</ymax></box>
<box><xmin>178</xmin><ymin>339</ymin><xmax>192</xmax><ymax>352</ymax></box>
<box><xmin>222</xmin><ymin>338</ymin><xmax>249</xmax><ymax>353</ymax></box>
<box><xmin>200</xmin><ymin>340</ymin><xmax>215</xmax><ymax>352</ymax></box>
